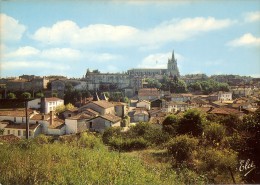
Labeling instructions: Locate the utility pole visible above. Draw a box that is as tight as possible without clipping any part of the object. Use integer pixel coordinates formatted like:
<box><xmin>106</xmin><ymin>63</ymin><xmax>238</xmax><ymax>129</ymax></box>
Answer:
<box><xmin>25</xmin><ymin>100</ymin><xmax>29</xmax><ymax>139</ymax></box>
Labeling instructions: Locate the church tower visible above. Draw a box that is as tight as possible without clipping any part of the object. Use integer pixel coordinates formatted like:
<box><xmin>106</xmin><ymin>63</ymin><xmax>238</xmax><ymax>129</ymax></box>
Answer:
<box><xmin>167</xmin><ymin>50</ymin><xmax>180</xmax><ymax>77</ymax></box>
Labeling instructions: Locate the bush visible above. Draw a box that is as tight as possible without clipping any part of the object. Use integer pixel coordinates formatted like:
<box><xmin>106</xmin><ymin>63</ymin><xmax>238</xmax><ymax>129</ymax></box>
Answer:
<box><xmin>204</xmin><ymin>123</ymin><xmax>226</xmax><ymax>144</ymax></box>
<box><xmin>197</xmin><ymin>147</ymin><xmax>239</xmax><ymax>183</ymax></box>
<box><xmin>178</xmin><ymin>109</ymin><xmax>205</xmax><ymax>136</ymax></box>
<box><xmin>162</xmin><ymin>114</ymin><xmax>179</xmax><ymax>136</ymax></box>
<box><xmin>109</xmin><ymin>137</ymin><xmax>148</xmax><ymax>151</ymax></box>
<box><xmin>78</xmin><ymin>132</ymin><xmax>103</xmax><ymax>149</ymax></box>
<box><xmin>102</xmin><ymin>127</ymin><xmax>122</xmax><ymax>144</ymax></box>
<box><xmin>167</xmin><ymin>135</ymin><xmax>198</xmax><ymax>163</ymax></box>
<box><xmin>34</xmin><ymin>134</ymin><xmax>52</xmax><ymax>144</ymax></box>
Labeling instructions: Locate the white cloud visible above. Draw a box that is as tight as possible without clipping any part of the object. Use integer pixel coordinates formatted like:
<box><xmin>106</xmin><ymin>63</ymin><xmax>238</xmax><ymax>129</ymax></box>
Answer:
<box><xmin>32</xmin><ymin>21</ymin><xmax>138</xmax><ymax>45</ymax></box>
<box><xmin>41</xmin><ymin>48</ymin><xmax>82</xmax><ymax>61</ymax></box>
<box><xmin>2</xmin><ymin>60</ymin><xmax>70</xmax><ymax>71</ymax></box>
<box><xmin>244</xmin><ymin>11</ymin><xmax>260</xmax><ymax>22</ymax></box>
<box><xmin>0</xmin><ymin>14</ymin><xmax>26</xmax><ymax>42</ymax></box>
<box><xmin>5</xmin><ymin>46</ymin><xmax>40</xmax><ymax>58</ymax></box>
<box><xmin>228</xmin><ymin>33</ymin><xmax>260</xmax><ymax>47</ymax></box>
<box><xmin>138</xmin><ymin>51</ymin><xmax>184</xmax><ymax>69</ymax></box>
<box><xmin>32</xmin><ymin>17</ymin><xmax>234</xmax><ymax>47</ymax></box>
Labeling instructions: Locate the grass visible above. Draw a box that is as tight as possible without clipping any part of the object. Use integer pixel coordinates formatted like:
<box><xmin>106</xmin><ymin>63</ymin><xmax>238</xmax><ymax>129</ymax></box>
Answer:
<box><xmin>0</xmin><ymin>134</ymin><xmax>191</xmax><ymax>185</ymax></box>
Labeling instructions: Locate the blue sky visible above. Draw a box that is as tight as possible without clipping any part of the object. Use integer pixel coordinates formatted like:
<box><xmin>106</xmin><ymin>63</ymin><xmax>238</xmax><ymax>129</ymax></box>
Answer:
<box><xmin>0</xmin><ymin>0</ymin><xmax>260</xmax><ymax>78</ymax></box>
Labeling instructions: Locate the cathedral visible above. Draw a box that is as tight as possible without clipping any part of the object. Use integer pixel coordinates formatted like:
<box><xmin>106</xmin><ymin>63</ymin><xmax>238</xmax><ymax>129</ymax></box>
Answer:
<box><xmin>127</xmin><ymin>50</ymin><xmax>180</xmax><ymax>78</ymax></box>
<box><xmin>85</xmin><ymin>50</ymin><xmax>180</xmax><ymax>91</ymax></box>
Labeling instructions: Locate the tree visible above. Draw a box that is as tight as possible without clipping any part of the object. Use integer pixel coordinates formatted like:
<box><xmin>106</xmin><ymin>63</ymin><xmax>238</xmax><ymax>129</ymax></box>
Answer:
<box><xmin>204</xmin><ymin>123</ymin><xmax>226</xmax><ymax>144</ymax></box>
<box><xmin>65</xmin><ymin>103</ymin><xmax>75</xmax><ymax>110</ymax></box>
<box><xmin>21</xmin><ymin>92</ymin><xmax>31</xmax><ymax>99</ymax></box>
<box><xmin>162</xmin><ymin>114</ymin><xmax>179</xmax><ymax>136</ymax></box>
<box><xmin>35</xmin><ymin>92</ymin><xmax>44</xmax><ymax>98</ymax></box>
<box><xmin>7</xmin><ymin>92</ymin><xmax>16</xmax><ymax>99</ymax></box>
<box><xmin>167</xmin><ymin>135</ymin><xmax>198</xmax><ymax>163</ymax></box>
<box><xmin>178</xmin><ymin>109</ymin><xmax>205</xmax><ymax>136</ymax></box>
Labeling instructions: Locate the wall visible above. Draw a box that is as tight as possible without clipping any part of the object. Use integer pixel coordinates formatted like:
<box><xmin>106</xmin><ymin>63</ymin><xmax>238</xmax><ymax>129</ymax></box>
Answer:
<box><xmin>65</xmin><ymin>119</ymin><xmax>78</xmax><ymax>134</ymax></box>
<box><xmin>28</xmin><ymin>98</ymin><xmax>41</xmax><ymax>109</ymax></box>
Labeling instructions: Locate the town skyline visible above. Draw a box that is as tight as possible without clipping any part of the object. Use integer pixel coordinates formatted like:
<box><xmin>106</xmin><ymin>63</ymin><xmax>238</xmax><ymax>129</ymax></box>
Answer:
<box><xmin>0</xmin><ymin>0</ymin><xmax>260</xmax><ymax>78</ymax></box>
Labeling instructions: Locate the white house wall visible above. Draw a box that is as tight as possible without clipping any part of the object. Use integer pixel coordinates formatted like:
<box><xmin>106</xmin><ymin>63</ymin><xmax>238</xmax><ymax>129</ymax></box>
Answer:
<box><xmin>65</xmin><ymin>119</ymin><xmax>78</xmax><ymax>134</ymax></box>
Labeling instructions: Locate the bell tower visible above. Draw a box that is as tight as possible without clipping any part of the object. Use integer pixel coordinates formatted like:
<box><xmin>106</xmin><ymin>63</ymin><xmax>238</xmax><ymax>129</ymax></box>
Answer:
<box><xmin>167</xmin><ymin>50</ymin><xmax>180</xmax><ymax>77</ymax></box>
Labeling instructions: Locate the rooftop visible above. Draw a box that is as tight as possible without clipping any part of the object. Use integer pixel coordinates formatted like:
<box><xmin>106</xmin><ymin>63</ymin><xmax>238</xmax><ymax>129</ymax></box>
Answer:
<box><xmin>0</xmin><ymin>109</ymin><xmax>34</xmax><ymax>117</ymax></box>
<box><xmin>5</xmin><ymin>123</ymin><xmax>40</xmax><ymax>130</ymax></box>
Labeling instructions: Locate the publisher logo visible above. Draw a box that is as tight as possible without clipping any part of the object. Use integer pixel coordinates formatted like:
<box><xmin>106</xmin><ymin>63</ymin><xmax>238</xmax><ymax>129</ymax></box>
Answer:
<box><xmin>239</xmin><ymin>159</ymin><xmax>256</xmax><ymax>177</ymax></box>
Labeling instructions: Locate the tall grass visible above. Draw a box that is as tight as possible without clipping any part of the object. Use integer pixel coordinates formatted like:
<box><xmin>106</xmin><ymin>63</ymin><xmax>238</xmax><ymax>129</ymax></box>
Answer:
<box><xmin>0</xmin><ymin>133</ymin><xmax>185</xmax><ymax>185</ymax></box>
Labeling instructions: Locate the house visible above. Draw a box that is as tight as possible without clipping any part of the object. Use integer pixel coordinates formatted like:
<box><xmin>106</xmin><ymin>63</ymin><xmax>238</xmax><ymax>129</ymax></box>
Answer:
<box><xmin>208</xmin><ymin>107</ymin><xmax>244</xmax><ymax>118</ymax></box>
<box><xmin>232</xmin><ymin>88</ymin><xmax>252</xmax><ymax>97</ymax></box>
<box><xmin>171</xmin><ymin>93</ymin><xmax>193</xmax><ymax>102</ymax></box>
<box><xmin>136</xmin><ymin>100</ymin><xmax>151</xmax><ymax>110</ymax></box>
<box><xmin>133</xmin><ymin>108</ymin><xmax>149</xmax><ymax>122</ymax></box>
<box><xmin>150</xmin><ymin>98</ymin><xmax>164</xmax><ymax>108</ymax></box>
<box><xmin>112</xmin><ymin>102</ymin><xmax>128</xmax><ymax>118</ymax></box>
<box><xmin>87</xmin><ymin>114</ymin><xmax>121</xmax><ymax>133</ymax></box>
<box><xmin>138</xmin><ymin>88</ymin><xmax>160</xmax><ymax>101</ymax></box>
<box><xmin>208</xmin><ymin>91</ymin><xmax>232</xmax><ymax>101</ymax></box>
<box><xmin>0</xmin><ymin>109</ymin><xmax>35</xmax><ymax>123</ymax></box>
<box><xmin>3</xmin><ymin>123</ymin><xmax>41</xmax><ymax>138</ymax></box>
<box><xmin>65</xmin><ymin>113</ymin><xmax>94</xmax><ymax>134</ymax></box>
<box><xmin>78</xmin><ymin>100</ymin><xmax>115</xmax><ymax>116</ymax></box>
<box><xmin>163</xmin><ymin>101</ymin><xmax>188</xmax><ymax>112</ymax></box>
<box><xmin>60</xmin><ymin>108</ymin><xmax>78</xmax><ymax>119</ymax></box>
<box><xmin>48</xmin><ymin>118</ymin><xmax>66</xmax><ymax>136</ymax></box>
<box><xmin>28</xmin><ymin>97</ymin><xmax>64</xmax><ymax>114</ymax></box>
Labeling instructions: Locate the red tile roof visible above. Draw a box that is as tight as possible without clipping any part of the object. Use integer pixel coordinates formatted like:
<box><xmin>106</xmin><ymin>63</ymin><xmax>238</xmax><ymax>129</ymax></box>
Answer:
<box><xmin>100</xmin><ymin>114</ymin><xmax>121</xmax><ymax>123</ymax></box>
<box><xmin>5</xmin><ymin>123</ymin><xmax>40</xmax><ymax>130</ymax></box>
<box><xmin>0</xmin><ymin>109</ymin><xmax>34</xmax><ymax>117</ymax></box>
<box><xmin>91</xmin><ymin>100</ymin><xmax>114</xmax><ymax>109</ymax></box>
<box><xmin>138</xmin><ymin>88</ymin><xmax>160</xmax><ymax>97</ymax></box>
<box><xmin>45</xmin><ymin>97</ymin><xmax>63</xmax><ymax>102</ymax></box>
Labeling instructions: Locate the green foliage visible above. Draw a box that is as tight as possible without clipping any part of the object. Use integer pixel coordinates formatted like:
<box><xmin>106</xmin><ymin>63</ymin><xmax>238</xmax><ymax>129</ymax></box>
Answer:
<box><xmin>34</xmin><ymin>134</ymin><xmax>52</xmax><ymax>144</ymax></box>
<box><xmin>204</xmin><ymin>122</ymin><xmax>226</xmax><ymax>144</ymax></box>
<box><xmin>78</xmin><ymin>132</ymin><xmax>103</xmax><ymax>149</ymax></box>
<box><xmin>0</xmin><ymin>129</ymin><xmax>4</xmax><ymax>135</ymax></box>
<box><xmin>145</xmin><ymin>78</ymin><xmax>162</xmax><ymax>89</ymax></box>
<box><xmin>103</xmin><ymin>123</ymin><xmax>169</xmax><ymax>151</ymax></box>
<box><xmin>178</xmin><ymin>109</ymin><xmax>205</xmax><ymax>136</ymax></box>
<box><xmin>21</xmin><ymin>92</ymin><xmax>31</xmax><ymax>99</ymax></box>
<box><xmin>167</xmin><ymin>135</ymin><xmax>198</xmax><ymax>163</ymax></box>
<box><xmin>197</xmin><ymin>148</ymin><xmax>239</xmax><ymax>183</ymax></box>
<box><xmin>109</xmin><ymin>137</ymin><xmax>148</xmax><ymax>151</ymax></box>
<box><xmin>102</xmin><ymin>127</ymin><xmax>122</xmax><ymax>144</ymax></box>
<box><xmin>162</xmin><ymin>114</ymin><xmax>179</xmax><ymax>136</ymax></box>
<box><xmin>160</xmin><ymin>76</ymin><xmax>187</xmax><ymax>93</ymax></box>
<box><xmin>35</xmin><ymin>92</ymin><xmax>44</xmax><ymax>98</ymax></box>
<box><xmin>0</xmin><ymin>138</ymin><xmax>181</xmax><ymax>185</ymax></box>
<box><xmin>220</xmin><ymin>114</ymin><xmax>241</xmax><ymax>135</ymax></box>
<box><xmin>55</xmin><ymin>103</ymin><xmax>75</xmax><ymax>113</ymax></box>
<box><xmin>7</xmin><ymin>92</ymin><xmax>16</xmax><ymax>99</ymax></box>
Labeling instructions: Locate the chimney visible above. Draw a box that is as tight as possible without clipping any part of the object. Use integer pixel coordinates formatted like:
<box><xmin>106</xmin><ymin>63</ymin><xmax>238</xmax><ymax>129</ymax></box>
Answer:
<box><xmin>41</xmin><ymin>97</ymin><xmax>46</xmax><ymax>113</ymax></box>
<box><xmin>41</xmin><ymin>113</ymin><xmax>45</xmax><ymax>120</ymax></box>
<box><xmin>50</xmin><ymin>111</ymin><xmax>54</xmax><ymax>126</ymax></box>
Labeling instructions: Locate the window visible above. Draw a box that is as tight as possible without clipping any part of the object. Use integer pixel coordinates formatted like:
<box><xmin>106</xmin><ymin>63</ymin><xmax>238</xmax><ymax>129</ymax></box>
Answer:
<box><xmin>18</xmin><ymin>130</ymin><xmax>21</xmax><ymax>136</ymax></box>
<box><xmin>7</xmin><ymin>130</ymin><xmax>10</xmax><ymax>134</ymax></box>
<box><xmin>14</xmin><ymin>117</ymin><xmax>16</xmax><ymax>122</ymax></box>
<box><xmin>68</xmin><ymin>114</ymin><xmax>72</xmax><ymax>117</ymax></box>
<box><xmin>89</xmin><ymin>122</ymin><xmax>93</xmax><ymax>129</ymax></box>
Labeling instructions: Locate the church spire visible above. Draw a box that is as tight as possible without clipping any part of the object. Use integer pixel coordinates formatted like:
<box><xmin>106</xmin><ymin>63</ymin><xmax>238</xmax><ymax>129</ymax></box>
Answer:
<box><xmin>172</xmin><ymin>50</ymin><xmax>175</xmax><ymax>60</ymax></box>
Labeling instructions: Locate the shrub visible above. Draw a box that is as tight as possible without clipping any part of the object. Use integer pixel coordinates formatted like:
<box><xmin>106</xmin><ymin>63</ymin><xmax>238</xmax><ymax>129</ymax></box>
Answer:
<box><xmin>162</xmin><ymin>114</ymin><xmax>179</xmax><ymax>136</ymax></box>
<box><xmin>197</xmin><ymin>147</ymin><xmax>239</xmax><ymax>183</ymax></box>
<box><xmin>109</xmin><ymin>137</ymin><xmax>148</xmax><ymax>151</ymax></box>
<box><xmin>167</xmin><ymin>135</ymin><xmax>198</xmax><ymax>163</ymax></box>
<box><xmin>204</xmin><ymin>122</ymin><xmax>226</xmax><ymax>144</ymax></box>
<box><xmin>178</xmin><ymin>109</ymin><xmax>205</xmax><ymax>136</ymax></box>
<box><xmin>102</xmin><ymin>127</ymin><xmax>122</xmax><ymax>144</ymax></box>
<box><xmin>78</xmin><ymin>132</ymin><xmax>103</xmax><ymax>149</ymax></box>
<box><xmin>34</xmin><ymin>134</ymin><xmax>52</xmax><ymax>144</ymax></box>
